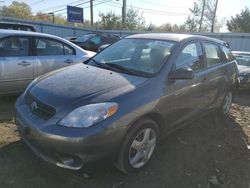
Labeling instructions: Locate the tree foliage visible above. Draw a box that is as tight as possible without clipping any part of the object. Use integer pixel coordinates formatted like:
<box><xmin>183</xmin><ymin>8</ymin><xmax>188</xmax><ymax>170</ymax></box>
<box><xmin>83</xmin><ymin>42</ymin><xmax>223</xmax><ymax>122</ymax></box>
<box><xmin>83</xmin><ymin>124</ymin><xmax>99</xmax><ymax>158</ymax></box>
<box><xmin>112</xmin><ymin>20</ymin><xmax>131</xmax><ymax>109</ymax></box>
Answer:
<box><xmin>98</xmin><ymin>11</ymin><xmax>122</xmax><ymax>30</ymax></box>
<box><xmin>227</xmin><ymin>7</ymin><xmax>250</xmax><ymax>32</ymax></box>
<box><xmin>98</xmin><ymin>8</ymin><xmax>145</xmax><ymax>30</ymax></box>
<box><xmin>125</xmin><ymin>8</ymin><xmax>145</xmax><ymax>30</ymax></box>
<box><xmin>184</xmin><ymin>0</ymin><xmax>221</xmax><ymax>32</ymax></box>
<box><xmin>1</xmin><ymin>1</ymin><xmax>32</xmax><ymax>19</ymax></box>
<box><xmin>34</xmin><ymin>12</ymin><xmax>68</xmax><ymax>25</ymax></box>
<box><xmin>185</xmin><ymin>2</ymin><xmax>201</xmax><ymax>31</ymax></box>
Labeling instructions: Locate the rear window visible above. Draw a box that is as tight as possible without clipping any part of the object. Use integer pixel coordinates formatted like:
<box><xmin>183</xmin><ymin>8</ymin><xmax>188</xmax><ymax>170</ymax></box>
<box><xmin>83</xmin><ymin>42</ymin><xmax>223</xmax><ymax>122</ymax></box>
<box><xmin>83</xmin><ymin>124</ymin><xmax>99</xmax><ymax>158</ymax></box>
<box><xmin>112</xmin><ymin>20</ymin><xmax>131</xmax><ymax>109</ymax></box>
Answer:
<box><xmin>204</xmin><ymin>42</ymin><xmax>222</xmax><ymax>67</ymax></box>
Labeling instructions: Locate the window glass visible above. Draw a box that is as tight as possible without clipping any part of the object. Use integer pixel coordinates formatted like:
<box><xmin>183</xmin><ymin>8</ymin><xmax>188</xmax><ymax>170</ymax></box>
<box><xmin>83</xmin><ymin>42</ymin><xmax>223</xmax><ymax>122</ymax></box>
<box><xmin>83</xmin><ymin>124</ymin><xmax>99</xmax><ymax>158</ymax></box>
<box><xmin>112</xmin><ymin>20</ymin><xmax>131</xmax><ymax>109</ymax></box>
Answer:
<box><xmin>176</xmin><ymin>42</ymin><xmax>203</xmax><ymax>71</ymax></box>
<box><xmin>75</xmin><ymin>34</ymin><xmax>95</xmax><ymax>43</ymax></box>
<box><xmin>204</xmin><ymin>43</ymin><xmax>221</xmax><ymax>67</ymax></box>
<box><xmin>64</xmin><ymin>45</ymin><xmax>74</xmax><ymax>55</ymax></box>
<box><xmin>89</xmin><ymin>36</ymin><xmax>101</xmax><ymax>45</ymax></box>
<box><xmin>221</xmin><ymin>46</ymin><xmax>234</xmax><ymax>61</ymax></box>
<box><xmin>35</xmin><ymin>38</ymin><xmax>64</xmax><ymax>56</ymax></box>
<box><xmin>0</xmin><ymin>37</ymin><xmax>29</xmax><ymax>57</ymax></box>
<box><xmin>89</xmin><ymin>38</ymin><xmax>176</xmax><ymax>76</ymax></box>
<box><xmin>233</xmin><ymin>53</ymin><xmax>250</xmax><ymax>66</ymax></box>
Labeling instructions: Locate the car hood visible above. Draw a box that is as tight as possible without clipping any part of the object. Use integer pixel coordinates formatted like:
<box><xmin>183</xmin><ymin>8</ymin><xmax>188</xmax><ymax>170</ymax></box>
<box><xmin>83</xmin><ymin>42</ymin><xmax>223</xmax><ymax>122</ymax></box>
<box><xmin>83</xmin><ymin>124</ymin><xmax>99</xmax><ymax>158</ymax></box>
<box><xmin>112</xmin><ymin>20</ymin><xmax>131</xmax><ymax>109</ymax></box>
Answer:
<box><xmin>238</xmin><ymin>65</ymin><xmax>250</xmax><ymax>74</ymax></box>
<box><xmin>29</xmin><ymin>63</ymin><xmax>147</xmax><ymax>110</ymax></box>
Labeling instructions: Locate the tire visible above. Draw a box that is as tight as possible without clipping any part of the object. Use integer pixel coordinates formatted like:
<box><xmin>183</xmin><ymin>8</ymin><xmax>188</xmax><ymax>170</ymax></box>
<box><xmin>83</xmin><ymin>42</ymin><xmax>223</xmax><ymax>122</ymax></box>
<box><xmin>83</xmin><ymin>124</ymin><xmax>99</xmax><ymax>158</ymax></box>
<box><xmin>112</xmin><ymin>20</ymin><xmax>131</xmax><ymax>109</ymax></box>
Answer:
<box><xmin>115</xmin><ymin>118</ymin><xmax>159</xmax><ymax>174</ymax></box>
<box><xmin>219</xmin><ymin>90</ymin><xmax>233</xmax><ymax>116</ymax></box>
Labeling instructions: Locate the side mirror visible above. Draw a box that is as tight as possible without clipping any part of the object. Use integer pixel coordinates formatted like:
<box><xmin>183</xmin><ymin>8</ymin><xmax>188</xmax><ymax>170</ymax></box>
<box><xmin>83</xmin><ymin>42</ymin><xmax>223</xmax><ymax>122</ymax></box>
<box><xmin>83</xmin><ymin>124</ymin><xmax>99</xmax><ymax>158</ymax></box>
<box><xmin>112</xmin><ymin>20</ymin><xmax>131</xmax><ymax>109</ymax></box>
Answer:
<box><xmin>169</xmin><ymin>68</ymin><xmax>194</xmax><ymax>80</ymax></box>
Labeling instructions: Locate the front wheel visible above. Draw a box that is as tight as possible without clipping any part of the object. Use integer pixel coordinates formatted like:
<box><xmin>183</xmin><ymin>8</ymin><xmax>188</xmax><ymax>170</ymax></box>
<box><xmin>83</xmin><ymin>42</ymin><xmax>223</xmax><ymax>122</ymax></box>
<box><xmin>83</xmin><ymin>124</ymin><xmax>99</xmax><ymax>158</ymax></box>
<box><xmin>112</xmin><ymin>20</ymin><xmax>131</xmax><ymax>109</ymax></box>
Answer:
<box><xmin>115</xmin><ymin>118</ymin><xmax>159</xmax><ymax>174</ymax></box>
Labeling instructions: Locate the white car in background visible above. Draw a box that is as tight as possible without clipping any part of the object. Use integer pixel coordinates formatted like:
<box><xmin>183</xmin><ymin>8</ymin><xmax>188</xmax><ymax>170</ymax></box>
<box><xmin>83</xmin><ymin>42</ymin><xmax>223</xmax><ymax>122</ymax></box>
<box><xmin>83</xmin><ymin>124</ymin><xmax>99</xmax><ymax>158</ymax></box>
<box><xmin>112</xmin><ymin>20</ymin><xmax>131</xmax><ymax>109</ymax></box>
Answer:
<box><xmin>0</xmin><ymin>30</ymin><xmax>95</xmax><ymax>95</ymax></box>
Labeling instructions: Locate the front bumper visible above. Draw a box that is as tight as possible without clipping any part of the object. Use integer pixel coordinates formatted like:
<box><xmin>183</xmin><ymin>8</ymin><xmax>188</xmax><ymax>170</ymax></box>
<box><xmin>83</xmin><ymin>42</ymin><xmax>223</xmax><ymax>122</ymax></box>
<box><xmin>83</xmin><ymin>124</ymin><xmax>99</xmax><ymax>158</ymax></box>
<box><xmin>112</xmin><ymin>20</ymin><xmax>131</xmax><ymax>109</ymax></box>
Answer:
<box><xmin>15</xmin><ymin>96</ymin><xmax>126</xmax><ymax>170</ymax></box>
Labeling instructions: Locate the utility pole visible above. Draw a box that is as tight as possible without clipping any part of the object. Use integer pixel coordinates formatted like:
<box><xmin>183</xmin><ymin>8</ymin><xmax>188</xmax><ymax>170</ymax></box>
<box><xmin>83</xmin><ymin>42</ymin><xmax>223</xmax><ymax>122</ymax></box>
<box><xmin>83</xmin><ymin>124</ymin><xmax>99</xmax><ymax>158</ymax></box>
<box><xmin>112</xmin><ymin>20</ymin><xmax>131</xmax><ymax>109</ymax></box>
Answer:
<box><xmin>211</xmin><ymin>0</ymin><xmax>218</xmax><ymax>32</ymax></box>
<box><xmin>90</xmin><ymin>0</ymin><xmax>93</xmax><ymax>27</ymax></box>
<box><xmin>49</xmin><ymin>12</ymin><xmax>54</xmax><ymax>23</ymax></box>
<box><xmin>198</xmin><ymin>0</ymin><xmax>206</xmax><ymax>32</ymax></box>
<box><xmin>122</xmin><ymin>0</ymin><xmax>127</xmax><ymax>27</ymax></box>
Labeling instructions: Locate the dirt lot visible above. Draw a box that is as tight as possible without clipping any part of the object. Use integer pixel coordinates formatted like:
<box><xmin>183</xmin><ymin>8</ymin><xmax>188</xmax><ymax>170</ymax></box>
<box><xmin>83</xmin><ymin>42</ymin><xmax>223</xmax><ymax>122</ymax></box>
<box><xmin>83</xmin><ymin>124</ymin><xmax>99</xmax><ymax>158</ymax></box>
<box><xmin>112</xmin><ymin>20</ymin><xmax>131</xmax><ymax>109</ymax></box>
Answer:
<box><xmin>0</xmin><ymin>92</ymin><xmax>249</xmax><ymax>188</ymax></box>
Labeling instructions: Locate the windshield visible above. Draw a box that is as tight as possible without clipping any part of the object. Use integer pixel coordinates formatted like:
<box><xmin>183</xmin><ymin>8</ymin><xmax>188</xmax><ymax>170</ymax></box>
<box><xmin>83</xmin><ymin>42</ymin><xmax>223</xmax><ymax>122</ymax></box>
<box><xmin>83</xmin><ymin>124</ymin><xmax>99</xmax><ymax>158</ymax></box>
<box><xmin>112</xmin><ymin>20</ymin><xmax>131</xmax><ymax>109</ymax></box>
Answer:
<box><xmin>75</xmin><ymin>34</ymin><xmax>96</xmax><ymax>43</ymax></box>
<box><xmin>88</xmin><ymin>38</ymin><xmax>176</xmax><ymax>77</ymax></box>
<box><xmin>234</xmin><ymin>53</ymin><xmax>250</xmax><ymax>66</ymax></box>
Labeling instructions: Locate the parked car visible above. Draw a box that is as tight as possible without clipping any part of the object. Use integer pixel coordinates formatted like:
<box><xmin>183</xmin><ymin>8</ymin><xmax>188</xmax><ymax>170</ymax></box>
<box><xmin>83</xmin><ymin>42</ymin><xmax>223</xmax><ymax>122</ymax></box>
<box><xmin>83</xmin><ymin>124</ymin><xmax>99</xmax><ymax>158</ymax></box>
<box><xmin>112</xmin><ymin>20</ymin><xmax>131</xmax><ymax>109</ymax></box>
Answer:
<box><xmin>70</xmin><ymin>33</ymin><xmax>120</xmax><ymax>52</ymax></box>
<box><xmin>232</xmin><ymin>51</ymin><xmax>250</xmax><ymax>89</ymax></box>
<box><xmin>15</xmin><ymin>33</ymin><xmax>238</xmax><ymax>174</ymax></box>
<box><xmin>0</xmin><ymin>30</ymin><xmax>95</xmax><ymax>95</ymax></box>
<box><xmin>0</xmin><ymin>22</ymin><xmax>36</xmax><ymax>32</ymax></box>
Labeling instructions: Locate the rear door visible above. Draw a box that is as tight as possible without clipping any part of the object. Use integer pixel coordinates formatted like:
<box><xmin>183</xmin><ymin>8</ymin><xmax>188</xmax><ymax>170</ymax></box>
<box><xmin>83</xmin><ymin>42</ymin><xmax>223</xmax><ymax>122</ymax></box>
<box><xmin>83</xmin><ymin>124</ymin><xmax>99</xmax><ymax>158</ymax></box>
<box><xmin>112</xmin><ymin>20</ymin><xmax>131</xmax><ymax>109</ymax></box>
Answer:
<box><xmin>33</xmin><ymin>37</ymin><xmax>77</xmax><ymax>77</ymax></box>
<box><xmin>0</xmin><ymin>36</ymin><xmax>33</xmax><ymax>94</ymax></box>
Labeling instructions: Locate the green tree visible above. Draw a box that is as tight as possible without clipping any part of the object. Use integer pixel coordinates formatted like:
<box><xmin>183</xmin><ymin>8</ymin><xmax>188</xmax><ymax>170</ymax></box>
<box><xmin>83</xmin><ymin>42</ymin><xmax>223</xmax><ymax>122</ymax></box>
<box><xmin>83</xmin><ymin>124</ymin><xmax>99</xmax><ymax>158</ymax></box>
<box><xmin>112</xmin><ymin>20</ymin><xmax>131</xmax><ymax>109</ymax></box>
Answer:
<box><xmin>185</xmin><ymin>0</ymin><xmax>221</xmax><ymax>32</ymax></box>
<box><xmin>185</xmin><ymin>2</ymin><xmax>201</xmax><ymax>31</ymax></box>
<box><xmin>98</xmin><ymin>11</ymin><xmax>122</xmax><ymax>30</ymax></box>
<box><xmin>98</xmin><ymin>8</ymin><xmax>145</xmax><ymax>30</ymax></box>
<box><xmin>227</xmin><ymin>7</ymin><xmax>250</xmax><ymax>32</ymax></box>
<box><xmin>34</xmin><ymin>12</ymin><xmax>68</xmax><ymax>25</ymax></box>
<box><xmin>124</xmin><ymin>8</ymin><xmax>145</xmax><ymax>30</ymax></box>
<box><xmin>1</xmin><ymin>1</ymin><xmax>32</xmax><ymax>19</ymax></box>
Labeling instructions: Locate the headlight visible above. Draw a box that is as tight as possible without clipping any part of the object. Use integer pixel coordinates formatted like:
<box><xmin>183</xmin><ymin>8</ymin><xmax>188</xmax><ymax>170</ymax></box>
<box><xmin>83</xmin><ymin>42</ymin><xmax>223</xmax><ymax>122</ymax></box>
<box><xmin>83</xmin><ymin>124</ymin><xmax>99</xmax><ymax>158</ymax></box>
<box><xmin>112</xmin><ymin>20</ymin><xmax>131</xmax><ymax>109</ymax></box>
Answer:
<box><xmin>58</xmin><ymin>103</ymin><xmax>118</xmax><ymax>128</ymax></box>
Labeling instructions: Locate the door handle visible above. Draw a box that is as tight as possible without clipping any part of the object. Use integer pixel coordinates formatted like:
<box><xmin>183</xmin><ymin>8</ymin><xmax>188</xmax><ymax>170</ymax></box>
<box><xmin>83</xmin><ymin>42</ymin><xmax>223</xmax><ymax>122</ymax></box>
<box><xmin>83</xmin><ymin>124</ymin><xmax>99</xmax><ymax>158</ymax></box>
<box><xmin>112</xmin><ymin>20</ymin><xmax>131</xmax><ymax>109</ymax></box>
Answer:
<box><xmin>64</xmin><ymin>59</ymin><xmax>74</xmax><ymax>64</ymax></box>
<box><xmin>18</xmin><ymin>61</ymin><xmax>31</xmax><ymax>67</ymax></box>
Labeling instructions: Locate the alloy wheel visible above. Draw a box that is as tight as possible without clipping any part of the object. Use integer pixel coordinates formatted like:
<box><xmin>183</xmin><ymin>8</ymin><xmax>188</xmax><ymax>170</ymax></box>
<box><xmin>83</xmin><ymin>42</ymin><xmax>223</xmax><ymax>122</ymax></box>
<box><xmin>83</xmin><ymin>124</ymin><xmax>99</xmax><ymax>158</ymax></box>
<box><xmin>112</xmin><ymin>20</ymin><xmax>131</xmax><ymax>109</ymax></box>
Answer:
<box><xmin>128</xmin><ymin>128</ymin><xmax>157</xmax><ymax>168</ymax></box>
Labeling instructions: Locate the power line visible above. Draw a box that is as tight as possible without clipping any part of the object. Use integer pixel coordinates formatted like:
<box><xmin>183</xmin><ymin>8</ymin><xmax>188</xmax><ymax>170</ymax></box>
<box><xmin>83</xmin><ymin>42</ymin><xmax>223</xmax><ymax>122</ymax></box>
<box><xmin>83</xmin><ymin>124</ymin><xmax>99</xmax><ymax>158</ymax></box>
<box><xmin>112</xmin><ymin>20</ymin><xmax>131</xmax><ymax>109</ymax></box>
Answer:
<box><xmin>29</xmin><ymin>0</ymin><xmax>45</xmax><ymax>6</ymax></box>
<box><xmin>44</xmin><ymin>1</ymin><xmax>91</xmax><ymax>14</ymax></box>
<box><xmin>33</xmin><ymin>0</ymin><xmax>112</xmax><ymax>17</ymax></box>
<box><xmin>37</xmin><ymin>0</ymin><xmax>84</xmax><ymax>13</ymax></box>
<box><xmin>106</xmin><ymin>1</ymin><xmax>188</xmax><ymax>16</ymax></box>
<box><xmin>136</xmin><ymin>0</ymin><xmax>189</xmax><ymax>9</ymax></box>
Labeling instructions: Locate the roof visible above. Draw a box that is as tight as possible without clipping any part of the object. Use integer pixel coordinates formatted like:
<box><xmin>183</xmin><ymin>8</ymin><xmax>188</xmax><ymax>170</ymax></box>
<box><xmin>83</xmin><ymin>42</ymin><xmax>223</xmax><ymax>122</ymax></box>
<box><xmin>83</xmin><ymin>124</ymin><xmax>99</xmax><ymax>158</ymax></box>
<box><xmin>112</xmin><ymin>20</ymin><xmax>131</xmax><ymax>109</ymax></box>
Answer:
<box><xmin>0</xmin><ymin>22</ymin><xmax>34</xmax><ymax>27</ymax></box>
<box><xmin>126</xmin><ymin>33</ymin><xmax>224</xmax><ymax>43</ymax></box>
<box><xmin>0</xmin><ymin>29</ymin><xmax>63</xmax><ymax>39</ymax></box>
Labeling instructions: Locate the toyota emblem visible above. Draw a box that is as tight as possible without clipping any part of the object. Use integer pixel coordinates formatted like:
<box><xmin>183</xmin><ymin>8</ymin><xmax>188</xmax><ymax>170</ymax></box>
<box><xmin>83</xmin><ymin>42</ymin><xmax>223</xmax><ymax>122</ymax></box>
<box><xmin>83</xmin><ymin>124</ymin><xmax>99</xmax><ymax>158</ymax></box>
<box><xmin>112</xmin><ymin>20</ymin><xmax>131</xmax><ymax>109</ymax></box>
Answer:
<box><xmin>31</xmin><ymin>101</ymin><xmax>38</xmax><ymax>111</ymax></box>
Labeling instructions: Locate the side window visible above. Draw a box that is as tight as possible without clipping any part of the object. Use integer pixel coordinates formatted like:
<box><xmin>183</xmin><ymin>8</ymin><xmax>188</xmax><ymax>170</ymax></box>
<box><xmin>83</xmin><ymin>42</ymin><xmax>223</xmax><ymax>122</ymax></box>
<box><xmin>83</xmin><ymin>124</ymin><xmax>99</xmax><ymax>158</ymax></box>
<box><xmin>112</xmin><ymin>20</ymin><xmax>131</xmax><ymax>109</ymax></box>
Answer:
<box><xmin>64</xmin><ymin>45</ymin><xmax>75</xmax><ymax>55</ymax></box>
<box><xmin>221</xmin><ymin>46</ymin><xmax>234</xmax><ymax>62</ymax></box>
<box><xmin>204</xmin><ymin>42</ymin><xmax>222</xmax><ymax>67</ymax></box>
<box><xmin>0</xmin><ymin>37</ymin><xmax>29</xmax><ymax>57</ymax></box>
<box><xmin>176</xmin><ymin>42</ymin><xmax>203</xmax><ymax>71</ymax></box>
<box><xmin>35</xmin><ymin>38</ymin><xmax>64</xmax><ymax>56</ymax></box>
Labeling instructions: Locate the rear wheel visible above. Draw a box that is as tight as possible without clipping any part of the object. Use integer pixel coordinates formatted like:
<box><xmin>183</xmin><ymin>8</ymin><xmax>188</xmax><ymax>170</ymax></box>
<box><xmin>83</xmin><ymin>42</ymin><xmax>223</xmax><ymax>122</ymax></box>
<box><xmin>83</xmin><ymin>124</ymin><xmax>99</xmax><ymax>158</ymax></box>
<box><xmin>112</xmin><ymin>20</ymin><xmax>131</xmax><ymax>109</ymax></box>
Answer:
<box><xmin>115</xmin><ymin>118</ymin><xmax>159</xmax><ymax>174</ymax></box>
<box><xmin>222</xmin><ymin>91</ymin><xmax>233</xmax><ymax>115</ymax></box>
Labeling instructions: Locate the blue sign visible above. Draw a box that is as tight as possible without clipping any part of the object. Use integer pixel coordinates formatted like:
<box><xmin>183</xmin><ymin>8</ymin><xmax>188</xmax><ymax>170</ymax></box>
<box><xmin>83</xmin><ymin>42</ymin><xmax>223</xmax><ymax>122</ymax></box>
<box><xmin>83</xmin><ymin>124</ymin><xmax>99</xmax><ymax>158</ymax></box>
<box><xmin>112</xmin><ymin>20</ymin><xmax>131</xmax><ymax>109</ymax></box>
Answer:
<box><xmin>67</xmin><ymin>6</ymin><xmax>83</xmax><ymax>23</ymax></box>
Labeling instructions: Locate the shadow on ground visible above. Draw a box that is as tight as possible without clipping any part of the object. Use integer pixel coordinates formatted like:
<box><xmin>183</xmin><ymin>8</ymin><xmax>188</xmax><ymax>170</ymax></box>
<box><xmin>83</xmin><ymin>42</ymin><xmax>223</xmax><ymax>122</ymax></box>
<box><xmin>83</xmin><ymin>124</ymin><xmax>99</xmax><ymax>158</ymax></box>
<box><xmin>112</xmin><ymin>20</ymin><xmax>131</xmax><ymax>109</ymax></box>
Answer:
<box><xmin>0</xmin><ymin>114</ymin><xmax>249</xmax><ymax>188</ymax></box>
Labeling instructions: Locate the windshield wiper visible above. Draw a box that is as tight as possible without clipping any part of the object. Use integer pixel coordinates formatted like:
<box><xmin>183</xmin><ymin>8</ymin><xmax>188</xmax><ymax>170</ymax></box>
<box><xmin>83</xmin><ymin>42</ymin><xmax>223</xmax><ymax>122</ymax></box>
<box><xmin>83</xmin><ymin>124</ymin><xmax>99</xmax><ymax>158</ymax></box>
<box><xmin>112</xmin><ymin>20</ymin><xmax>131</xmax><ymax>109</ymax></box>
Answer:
<box><xmin>90</xmin><ymin>59</ymin><xmax>111</xmax><ymax>69</ymax></box>
<box><xmin>105</xmin><ymin>63</ymin><xmax>145</xmax><ymax>76</ymax></box>
<box><xmin>89</xmin><ymin>59</ymin><xmax>149</xmax><ymax>77</ymax></box>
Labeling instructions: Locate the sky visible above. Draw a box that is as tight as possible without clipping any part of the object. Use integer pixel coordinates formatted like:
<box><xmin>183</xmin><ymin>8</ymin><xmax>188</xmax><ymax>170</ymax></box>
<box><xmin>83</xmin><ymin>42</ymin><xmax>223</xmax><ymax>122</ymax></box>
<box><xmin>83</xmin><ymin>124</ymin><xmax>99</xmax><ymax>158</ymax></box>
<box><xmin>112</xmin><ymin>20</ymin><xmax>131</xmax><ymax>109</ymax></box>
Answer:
<box><xmin>2</xmin><ymin>0</ymin><xmax>250</xmax><ymax>30</ymax></box>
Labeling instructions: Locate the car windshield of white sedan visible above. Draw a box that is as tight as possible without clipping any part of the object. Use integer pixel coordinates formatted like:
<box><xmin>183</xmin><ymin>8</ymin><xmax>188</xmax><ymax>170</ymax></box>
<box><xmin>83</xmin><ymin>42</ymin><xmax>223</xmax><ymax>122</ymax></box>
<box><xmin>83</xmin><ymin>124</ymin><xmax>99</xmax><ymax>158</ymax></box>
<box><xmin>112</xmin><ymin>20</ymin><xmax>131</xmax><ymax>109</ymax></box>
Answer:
<box><xmin>234</xmin><ymin>54</ymin><xmax>250</xmax><ymax>66</ymax></box>
<box><xmin>90</xmin><ymin>39</ymin><xmax>176</xmax><ymax>76</ymax></box>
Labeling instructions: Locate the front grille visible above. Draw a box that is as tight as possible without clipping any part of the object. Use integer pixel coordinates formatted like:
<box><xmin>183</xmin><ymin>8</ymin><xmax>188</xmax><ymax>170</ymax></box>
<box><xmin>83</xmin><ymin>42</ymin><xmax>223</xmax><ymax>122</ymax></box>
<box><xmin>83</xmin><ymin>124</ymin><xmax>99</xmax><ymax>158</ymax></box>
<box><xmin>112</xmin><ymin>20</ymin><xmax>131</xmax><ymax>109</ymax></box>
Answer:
<box><xmin>25</xmin><ymin>92</ymin><xmax>56</xmax><ymax>120</ymax></box>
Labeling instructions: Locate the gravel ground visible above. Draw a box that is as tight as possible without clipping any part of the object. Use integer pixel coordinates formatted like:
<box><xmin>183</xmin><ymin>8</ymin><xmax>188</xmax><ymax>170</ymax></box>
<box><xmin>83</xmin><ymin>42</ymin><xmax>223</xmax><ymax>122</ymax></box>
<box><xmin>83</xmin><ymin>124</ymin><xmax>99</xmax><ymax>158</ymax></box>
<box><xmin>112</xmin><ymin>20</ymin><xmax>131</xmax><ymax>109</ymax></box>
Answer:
<box><xmin>0</xmin><ymin>92</ymin><xmax>249</xmax><ymax>188</ymax></box>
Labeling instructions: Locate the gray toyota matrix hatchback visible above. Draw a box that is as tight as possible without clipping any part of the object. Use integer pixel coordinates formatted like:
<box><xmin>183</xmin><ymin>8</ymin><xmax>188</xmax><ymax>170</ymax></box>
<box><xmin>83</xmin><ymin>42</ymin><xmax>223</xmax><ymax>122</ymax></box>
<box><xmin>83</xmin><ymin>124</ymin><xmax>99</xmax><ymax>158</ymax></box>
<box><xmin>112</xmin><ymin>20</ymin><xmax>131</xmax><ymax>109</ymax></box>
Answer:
<box><xmin>15</xmin><ymin>33</ymin><xmax>238</xmax><ymax>174</ymax></box>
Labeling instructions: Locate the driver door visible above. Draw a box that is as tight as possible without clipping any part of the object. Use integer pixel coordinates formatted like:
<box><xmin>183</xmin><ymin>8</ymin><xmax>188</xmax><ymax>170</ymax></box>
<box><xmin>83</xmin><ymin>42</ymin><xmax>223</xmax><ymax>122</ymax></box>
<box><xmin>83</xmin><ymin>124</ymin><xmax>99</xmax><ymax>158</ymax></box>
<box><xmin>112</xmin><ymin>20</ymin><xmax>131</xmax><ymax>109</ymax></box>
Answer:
<box><xmin>163</xmin><ymin>41</ymin><xmax>209</xmax><ymax>128</ymax></box>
